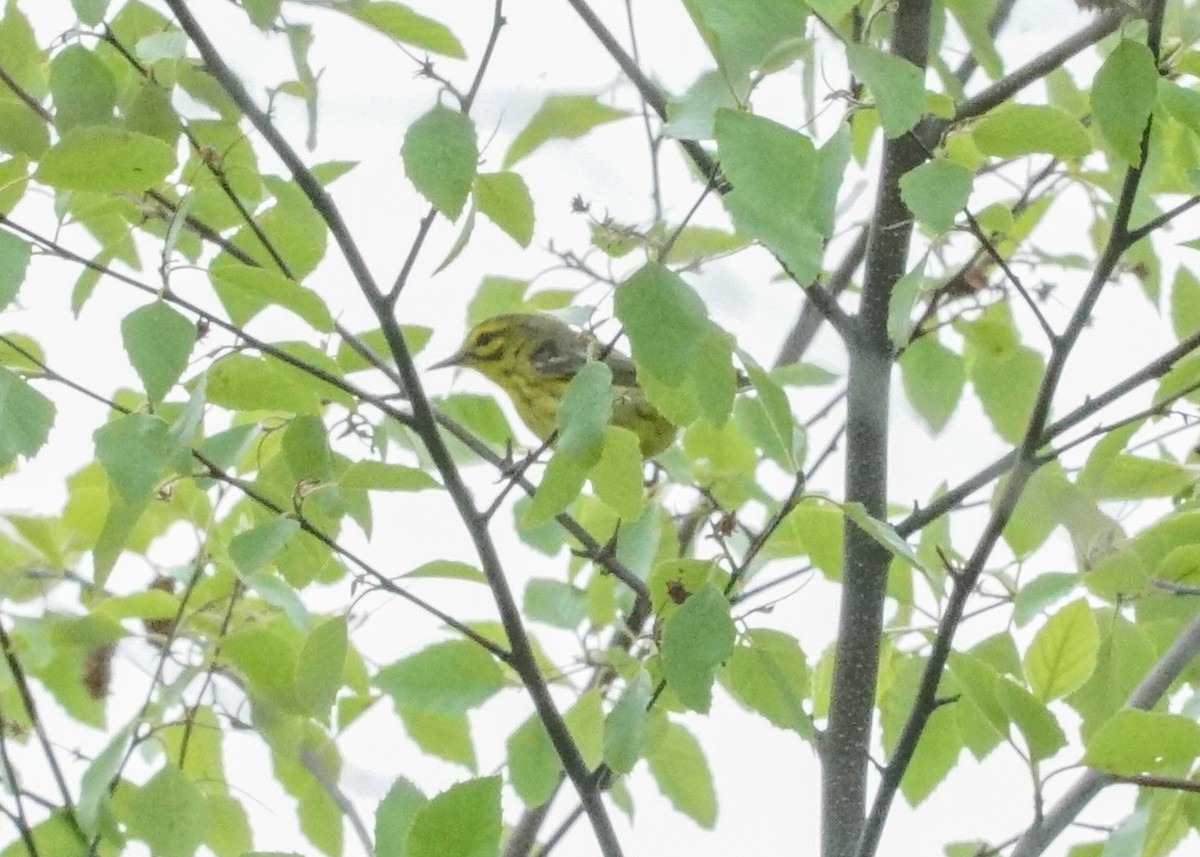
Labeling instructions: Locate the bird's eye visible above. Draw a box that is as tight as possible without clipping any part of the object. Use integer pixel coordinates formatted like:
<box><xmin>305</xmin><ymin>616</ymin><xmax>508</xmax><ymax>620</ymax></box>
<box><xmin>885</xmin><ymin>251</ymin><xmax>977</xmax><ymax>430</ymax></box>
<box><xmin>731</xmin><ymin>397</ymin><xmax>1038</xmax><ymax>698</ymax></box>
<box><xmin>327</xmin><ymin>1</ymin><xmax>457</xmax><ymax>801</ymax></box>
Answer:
<box><xmin>474</xmin><ymin>331</ymin><xmax>498</xmax><ymax>349</ymax></box>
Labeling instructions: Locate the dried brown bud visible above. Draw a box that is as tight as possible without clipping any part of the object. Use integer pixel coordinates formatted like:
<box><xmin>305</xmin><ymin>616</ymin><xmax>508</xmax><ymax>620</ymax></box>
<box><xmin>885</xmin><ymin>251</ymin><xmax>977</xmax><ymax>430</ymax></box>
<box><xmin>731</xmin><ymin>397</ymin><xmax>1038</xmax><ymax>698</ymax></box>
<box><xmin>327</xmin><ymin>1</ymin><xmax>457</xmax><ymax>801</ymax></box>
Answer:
<box><xmin>82</xmin><ymin>642</ymin><xmax>116</xmax><ymax>700</ymax></box>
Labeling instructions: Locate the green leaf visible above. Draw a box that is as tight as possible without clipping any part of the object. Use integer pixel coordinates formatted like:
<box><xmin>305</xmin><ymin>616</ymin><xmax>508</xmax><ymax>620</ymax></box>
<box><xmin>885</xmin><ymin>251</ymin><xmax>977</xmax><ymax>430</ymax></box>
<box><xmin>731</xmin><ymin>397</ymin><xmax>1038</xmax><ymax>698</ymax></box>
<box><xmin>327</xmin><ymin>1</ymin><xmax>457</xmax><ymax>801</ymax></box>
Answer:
<box><xmin>735</xmin><ymin>354</ymin><xmax>801</xmax><ymax>468</ymax></box>
<box><xmin>808</xmin><ymin>0</ymin><xmax>857</xmax><ymax>19</ymax></box>
<box><xmin>681</xmin><ymin>0</ymin><xmax>808</xmax><ymax>92</ymax></box>
<box><xmin>615</xmin><ymin>264</ymin><xmax>710</xmax><ymax>386</ymax></box>
<box><xmin>947</xmin><ymin>653</ymin><xmax>1009</xmax><ymax>741</ymax></box>
<box><xmin>401</xmin><ymin>105</ymin><xmax>478</xmax><ymax>219</ymax></box>
<box><xmin>1083</xmin><ymin>454</ymin><xmax>1193</xmax><ymax>500</ymax></box>
<box><xmin>1013</xmin><ymin>572</ymin><xmax>1077</xmax><ymax>627</ymax></box>
<box><xmin>94</xmin><ymin>413</ymin><xmax>174</xmax><ymax>500</ymax></box>
<box><xmin>762</xmin><ymin>500</ymin><xmax>843</xmax><ymax>576</ymax></box>
<box><xmin>0</xmin><ymin>100</ymin><xmax>49</xmax><ymax>159</ymax></box>
<box><xmin>1085</xmin><ymin>710</ymin><xmax>1200</xmax><ymax>774</ymax></box>
<box><xmin>971</xmin><ymin>104</ymin><xmax>1091</xmax><ymax>159</ymax></box>
<box><xmin>376</xmin><ymin>777</ymin><xmax>427</xmax><ymax>857</ymax></box>
<box><xmin>93</xmin><ymin>495</ymin><xmax>148</xmax><ymax>588</ymax></box>
<box><xmin>241</xmin><ymin>0</ymin><xmax>281</xmax><ymax>29</ymax></box>
<box><xmin>94</xmin><ymin>589</ymin><xmax>181</xmax><ymax>623</ymax></box>
<box><xmin>205</xmin><ymin>352</ymin><xmax>321</xmax><ymax>414</ymax></box>
<box><xmin>397</xmin><ymin>705</ymin><xmax>476</xmax><ymax>770</ymax></box>
<box><xmin>375</xmin><ymin>641</ymin><xmax>504</xmax><ymax>713</ymax></box>
<box><xmin>505</xmin><ymin>712</ymin><xmax>559</xmax><ymax>807</ymax></box>
<box><xmin>343</xmin><ymin>2</ymin><xmax>464</xmax><ymax>58</ymax></box>
<box><xmin>336</xmin><ymin>325</ymin><xmax>428</xmax><ymax>371</ymax></box>
<box><xmin>205</xmin><ymin>793</ymin><xmax>253</xmax><ymax>857</ymax></box>
<box><xmin>899</xmin><ymin>159</ymin><xmax>972</xmax><ymax>232</ymax></box>
<box><xmin>229</xmin><ymin>518</ymin><xmax>302</xmax><ymax>575</ymax></box>
<box><xmin>78</xmin><ymin>724</ymin><xmax>134</xmax><ymax>832</ymax></box>
<box><xmin>36</xmin><ymin>126</ymin><xmax>176</xmax><ymax>192</ymax></box>
<box><xmin>1093</xmin><ymin>40</ymin><xmax>1158</xmax><ymax>164</ymax></box>
<box><xmin>1154</xmin><ymin>350</ymin><xmax>1200</xmax><ymax>407</ymax></box>
<box><xmin>525</xmin><ymin>449</ymin><xmax>590</xmax><ymax>526</ymax></box>
<box><xmin>0</xmin><ymin>156</ymin><xmax>30</xmax><ymax>213</ymax></box>
<box><xmin>994</xmin><ymin>677</ymin><xmax>1066</xmax><ymax>761</ymax></box>
<box><xmin>0</xmin><ymin>331</ymin><xmax>42</xmax><ymax>372</ymax></box>
<box><xmin>901</xmin><ymin>703</ymin><xmax>962</xmax><ymax>806</ymax></box>
<box><xmin>0</xmin><ymin>813</ymin><xmax>88</xmax><ymax>857</ymax></box>
<box><xmin>565</xmin><ymin>690</ymin><xmax>604</xmax><ymax>768</ymax></box>
<box><xmin>340</xmin><ymin>460</ymin><xmax>440</xmax><ymax>491</ymax></box>
<box><xmin>556</xmin><ymin>360</ymin><xmax>614</xmax><ymax>462</ymax></box>
<box><xmin>209</xmin><ymin>263</ymin><xmax>334</xmax><ymax>332</ymax></box>
<box><xmin>843</xmin><ymin>502</ymin><xmax>926</xmax><ymax>572</ymax></box>
<box><xmin>943</xmin><ymin>0</ymin><xmax>1001</xmax><ymax>79</ymax></box>
<box><xmin>126</xmin><ymin>766</ymin><xmax>210</xmax><ymax>857</ymax></box>
<box><xmin>887</xmin><ymin>258</ymin><xmax>926</xmax><ymax>349</ymax></box>
<box><xmin>714</xmin><ymin>109</ymin><xmax>824</xmax><ymax>283</ymax></box>
<box><xmin>523</xmin><ymin>578</ymin><xmax>587</xmax><ymax>630</ymax></box>
<box><xmin>242</xmin><ymin>177</ymin><xmax>327</xmax><ymax>280</ymax></box>
<box><xmin>721</xmin><ymin>628</ymin><xmax>810</xmax><ymax>734</ymax></box>
<box><xmin>0</xmin><ymin>365</ymin><xmax>53</xmax><ymax>466</ymax></box>
<box><xmin>243</xmin><ymin>571</ymin><xmax>310</xmax><ymax>629</ymax></box>
<box><xmin>282</xmin><ymin>414</ymin><xmax>332</xmax><ymax>483</ymax></box>
<box><xmin>70</xmin><ymin>0</ymin><xmax>110</xmax><ymax>25</ymax></box>
<box><xmin>120</xmin><ymin>301</ymin><xmax>196</xmax><ymax>404</ymax></box>
<box><xmin>590</xmin><ymin>426</ymin><xmax>645</xmax><ymax>520</ymax></box>
<box><xmin>503</xmin><ymin>94</ymin><xmax>629</xmax><ymax>168</ymax></box>
<box><xmin>665</xmin><ymin>70</ymin><xmax>740</xmax><ymax>140</ymax></box>
<box><xmin>1171</xmin><ymin>266</ymin><xmax>1200</xmax><ymax>341</ymax></box>
<box><xmin>661</xmin><ymin>583</ymin><xmax>736</xmax><ymax>713</ymax></box>
<box><xmin>401</xmin><ymin>560</ymin><xmax>486</xmax><ymax>584</ymax></box>
<box><xmin>968</xmin><ymin>344</ymin><xmax>1043</xmax><ymax>444</ymax></box>
<box><xmin>49</xmin><ymin>45</ymin><xmax>115</xmax><ymax>133</ymax></box>
<box><xmin>604</xmin><ymin>670</ymin><xmax>652</xmax><ymax>774</ymax></box>
<box><xmin>295</xmin><ymin>615</ymin><xmax>347</xmax><ymax>720</ymax></box>
<box><xmin>1158</xmin><ymin>79</ymin><xmax>1200</xmax><ymax>138</ymax></box>
<box><xmin>1002</xmin><ymin>462</ymin><xmax>1071</xmax><ymax>557</ymax></box>
<box><xmin>474</xmin><ymin>171</ymin><xmax>534</xmax><ymax>246</ymax></box>
<box><xmin>125</xmin><ymin>78</ymin><xmax>181</xmax><ymax>145</ymax></box>
<box><xmin>899</xmin><ymin>335</ymin><xmax>964</xmax><ymax>434</ymax></box>
<box><xmin>645</xmin><ymin>717</ymin><xmax>717</xmax><ymax>828</ymax></box>
<box><xmin>223</xmin><ymin>627</ymin><xmax>301</xmax><ymax>709</ymax></box>
<box><xmin>1024</xmin><ymin>599</ymin><xmax>1098</xmax><ymax>702</ymax></box>
<box><xmin>845</xmin><ymin>44</ymin><xmax>925</xmax><ymax>138</ymax></box>
<box><xmin>406</xmin><ymin>777</ymin><xmax>500</xmax><ymax>857</ymax></box>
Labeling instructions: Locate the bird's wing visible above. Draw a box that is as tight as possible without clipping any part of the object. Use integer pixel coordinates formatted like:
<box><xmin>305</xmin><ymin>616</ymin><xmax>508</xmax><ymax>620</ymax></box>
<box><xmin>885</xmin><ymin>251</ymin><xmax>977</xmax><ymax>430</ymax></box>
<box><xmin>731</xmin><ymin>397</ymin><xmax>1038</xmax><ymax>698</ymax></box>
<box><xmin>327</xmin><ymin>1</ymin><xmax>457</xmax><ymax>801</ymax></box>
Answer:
<box><xmin>526</xmin><ymin>326</ymin><xmax>641</xmax><ymax>388</ymax></box>
<box><xmin>602</xmin><ymin>348</ymin><xmax>640</xmax><ymax>388</ymax></box>
<box><xmin>527</xmin><ymin>328</ymin><xmax>589</xmax><ymax>378</ymax></box>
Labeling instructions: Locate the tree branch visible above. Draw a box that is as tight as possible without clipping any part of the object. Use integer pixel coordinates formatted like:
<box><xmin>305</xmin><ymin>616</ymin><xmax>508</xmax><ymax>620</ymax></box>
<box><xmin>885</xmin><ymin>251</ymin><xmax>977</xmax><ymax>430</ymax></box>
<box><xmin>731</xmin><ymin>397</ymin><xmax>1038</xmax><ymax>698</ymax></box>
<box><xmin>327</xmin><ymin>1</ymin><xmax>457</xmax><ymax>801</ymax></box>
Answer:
<box><xmin>162</xmin><ymin>3</ymin><xmax>624</xmax><ymax>850</ymax></box>
<box><xmin>561</xmin><ymin>0</ymin><xmax>721</xmax><ymax>184</ymax></box>
<box><xmin>0</xmin><ymin>619</ymin><xmax>79</xmax><ymax>830</ymax></box>
<box><xmin>859</xmin><ymin>6</ymin><xmax>1167</xmax><ymax>853</ymax></box>
<box><xmin>1011</xmin><ymin>610</ymin><xmax>1200</xmax><ymax>857</ymax></box>
<box><xmin>952</xmin><ymin>9</ymin><xmax>1124</xmax><ymax>123</ymax></box>
<box><xmin>823</xmin><ymin>3</ymin><xmax>933</xmax><ymax>856</ymax></box>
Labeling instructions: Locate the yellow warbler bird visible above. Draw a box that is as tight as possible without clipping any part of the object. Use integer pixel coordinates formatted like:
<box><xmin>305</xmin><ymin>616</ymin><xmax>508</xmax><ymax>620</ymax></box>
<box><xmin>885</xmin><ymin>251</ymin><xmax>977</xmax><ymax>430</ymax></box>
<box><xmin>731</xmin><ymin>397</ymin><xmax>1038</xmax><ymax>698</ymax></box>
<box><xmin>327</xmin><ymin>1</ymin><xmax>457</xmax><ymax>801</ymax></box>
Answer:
<box><xmin>430</xmin><ymin>313</ymin><xmax>676</xmax><ymax>458</ymax></box>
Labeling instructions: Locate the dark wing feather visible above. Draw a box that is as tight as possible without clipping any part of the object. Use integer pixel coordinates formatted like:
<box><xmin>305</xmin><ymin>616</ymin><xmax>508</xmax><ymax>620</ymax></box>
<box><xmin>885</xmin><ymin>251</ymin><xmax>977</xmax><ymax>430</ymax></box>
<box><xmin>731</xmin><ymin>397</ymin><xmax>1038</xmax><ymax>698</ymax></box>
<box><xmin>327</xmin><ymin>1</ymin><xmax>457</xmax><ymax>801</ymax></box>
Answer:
<box><xmin>601</xmin><ymin>348</ymin><xmax>639</xmax><ymax>388</ymax></box>
<box><xmin>523</xmin><ymin>317</ymin><xmax>640</xmax><ymax>387</ymax></box>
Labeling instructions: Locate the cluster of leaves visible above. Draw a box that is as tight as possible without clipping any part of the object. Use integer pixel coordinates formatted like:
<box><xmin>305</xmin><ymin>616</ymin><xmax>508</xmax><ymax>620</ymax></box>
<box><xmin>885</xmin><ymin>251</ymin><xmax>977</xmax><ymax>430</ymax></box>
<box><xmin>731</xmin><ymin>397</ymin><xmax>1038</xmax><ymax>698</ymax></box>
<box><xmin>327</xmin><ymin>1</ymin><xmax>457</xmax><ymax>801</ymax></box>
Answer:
<box><xmin>4</xmin><ymin>1</ymin><xmax>1200</xmax><ymax>857</ymax></box>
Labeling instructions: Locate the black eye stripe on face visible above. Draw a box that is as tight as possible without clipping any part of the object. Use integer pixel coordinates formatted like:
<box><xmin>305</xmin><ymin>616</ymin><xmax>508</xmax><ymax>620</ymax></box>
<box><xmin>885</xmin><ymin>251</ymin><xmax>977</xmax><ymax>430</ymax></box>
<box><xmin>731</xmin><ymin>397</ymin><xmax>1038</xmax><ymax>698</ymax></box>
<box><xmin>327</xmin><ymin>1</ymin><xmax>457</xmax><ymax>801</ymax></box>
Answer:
<box><xmin>471</xmin><ymin>331</ymin><xmax>505</xmax><ymax>361</ymax></box>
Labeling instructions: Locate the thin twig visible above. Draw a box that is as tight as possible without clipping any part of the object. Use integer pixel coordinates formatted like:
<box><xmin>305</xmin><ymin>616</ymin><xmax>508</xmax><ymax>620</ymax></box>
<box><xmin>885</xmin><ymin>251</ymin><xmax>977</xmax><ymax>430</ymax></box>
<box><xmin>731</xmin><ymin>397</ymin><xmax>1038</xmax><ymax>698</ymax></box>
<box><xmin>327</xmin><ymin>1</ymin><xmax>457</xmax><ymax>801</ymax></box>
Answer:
<box><xmin>0</xmin><ymin>620</ymin><xmax>78</xmax><ymax>824</ymax></box>
<box><xmin>1012</xmin><ymin>609</ymin><xmax>1200</xmax><ymax>857</ymax></box>
<box><xmin>0</xmin><ymin>717</ymin><xmax>38</xmax><ymax>857</ymax></box>
<box><xmin>861</xmin><ymin>6</ymin><xmax>1168</xmax><ymax>854</ymax></box>
<box><xmin>0</xmin><ymin>333</ymin><xmax>510</xmax><ymax>662</ymax></box>
<box><xmin>162</xmin><ymin>4</ymin><xmax>624</xmax><ymax>850</ymax></box>
<box><xmin>301</xmin><ymin>747</ymin><xmax>375</xmax><ymax>856</ymax></box>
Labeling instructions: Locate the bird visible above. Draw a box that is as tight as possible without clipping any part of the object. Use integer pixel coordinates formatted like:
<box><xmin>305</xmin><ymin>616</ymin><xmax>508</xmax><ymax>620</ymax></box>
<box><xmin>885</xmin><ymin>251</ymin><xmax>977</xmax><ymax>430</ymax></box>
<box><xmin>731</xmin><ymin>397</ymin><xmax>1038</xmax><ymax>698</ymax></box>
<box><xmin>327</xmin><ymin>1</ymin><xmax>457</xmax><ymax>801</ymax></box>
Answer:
<box><xmin>429</xmin><ymin>312</ymin><xmax>677</xmax><ymax>458</ymax></box>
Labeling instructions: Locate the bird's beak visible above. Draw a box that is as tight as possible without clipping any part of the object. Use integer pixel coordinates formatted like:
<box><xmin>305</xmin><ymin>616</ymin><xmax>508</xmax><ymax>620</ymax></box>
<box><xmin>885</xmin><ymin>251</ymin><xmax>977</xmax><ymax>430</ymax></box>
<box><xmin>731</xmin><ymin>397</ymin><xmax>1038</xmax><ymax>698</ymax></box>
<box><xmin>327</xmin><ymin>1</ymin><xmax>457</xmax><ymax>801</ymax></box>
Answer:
<box><xmin>428</xmin><ymin>349</ymin><xmax>467</xmax><ymax>371</ymax></box>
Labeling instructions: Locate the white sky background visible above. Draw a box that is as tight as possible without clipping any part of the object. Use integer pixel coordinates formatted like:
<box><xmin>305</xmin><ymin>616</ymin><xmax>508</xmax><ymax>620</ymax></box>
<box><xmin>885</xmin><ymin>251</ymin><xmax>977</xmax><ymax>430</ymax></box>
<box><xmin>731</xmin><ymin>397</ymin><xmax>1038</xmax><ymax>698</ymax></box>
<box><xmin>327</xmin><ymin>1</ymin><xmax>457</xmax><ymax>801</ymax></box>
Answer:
<box><xmin>5</xmin><ymin>0</ymin><xmax>1200</xmax><ymax>855</ymax></box>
